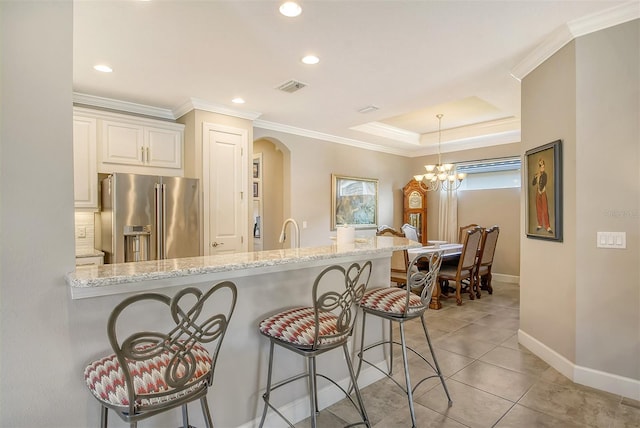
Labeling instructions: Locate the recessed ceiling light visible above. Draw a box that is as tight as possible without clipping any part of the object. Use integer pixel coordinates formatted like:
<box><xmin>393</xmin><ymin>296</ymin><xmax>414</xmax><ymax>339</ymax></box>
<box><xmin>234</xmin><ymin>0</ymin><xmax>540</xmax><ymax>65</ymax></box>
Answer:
<box><xmin>279</xmin><ymin>1</ymin><xmax>301</xmax><ymax>17</ymax></box>
<box><xmin>232</xmin><ymin>98</ymin><xmax>245</xmax><ymax>104</ymax></box>
<box><xmin>93</xmin><ymin>64</ymin><xmax>113</xmax><ymax>73</ymax></box>
<box><xmin>301</xmin><ymin>55</ymin><xmax>319</xmax><ymax>65</ymax></box>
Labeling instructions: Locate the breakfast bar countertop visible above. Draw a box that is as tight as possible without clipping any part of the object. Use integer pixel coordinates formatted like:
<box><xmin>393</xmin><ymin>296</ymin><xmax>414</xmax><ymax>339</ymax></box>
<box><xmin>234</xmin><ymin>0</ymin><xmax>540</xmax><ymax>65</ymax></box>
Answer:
<box><xmin>66</xmin><ymin>236</ymin><xmax>421</xmax><ymax>299</ymax></box>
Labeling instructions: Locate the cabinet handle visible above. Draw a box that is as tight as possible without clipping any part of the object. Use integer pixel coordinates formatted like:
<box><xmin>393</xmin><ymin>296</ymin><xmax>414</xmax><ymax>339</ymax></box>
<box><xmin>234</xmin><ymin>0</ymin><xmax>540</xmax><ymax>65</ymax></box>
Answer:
<box><xmin>141</xmin><ymin>147</ymin><xmax>145</xmax><ymax>163</ymax></box>
<box><xmin>146</xmin><ymin>147</ymin><xmax>150</xmax><ymax>162</ymax></box>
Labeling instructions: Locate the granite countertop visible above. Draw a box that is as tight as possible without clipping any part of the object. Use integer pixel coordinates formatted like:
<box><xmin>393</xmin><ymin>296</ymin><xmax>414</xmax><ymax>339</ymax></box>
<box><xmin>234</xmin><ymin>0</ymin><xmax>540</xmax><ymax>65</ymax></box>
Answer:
<box><xmin>66</xmin><ymin>236</ymin><xmax>420</xmax><ymax>294</ymax></box>
<box><xmin>75</xmin><ymin>249</ymin><xmax>105</xmax><ymax>258</ymax></box>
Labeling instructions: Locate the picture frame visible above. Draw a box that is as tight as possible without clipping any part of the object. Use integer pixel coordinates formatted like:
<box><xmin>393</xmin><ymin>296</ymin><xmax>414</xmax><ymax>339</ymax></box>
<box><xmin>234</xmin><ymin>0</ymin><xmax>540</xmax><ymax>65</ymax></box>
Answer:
<box><xmin>253</xmin><ymin>182</ymin><xmax>259</xmax><ymax>198</ymax></box>
<box><xmin>525</xmin><ymin>139</ymin><xmax>563</xmax><ymax>241</ymax></box>
<box><xmin>331</xmin><ymin>174</ymin><xmax>378</xmax><ymax>230</ymax></box>
<box><xmin>252</xmin><ymin>155</ymin><xmax>261</xmax><ymax>179</ymax></box>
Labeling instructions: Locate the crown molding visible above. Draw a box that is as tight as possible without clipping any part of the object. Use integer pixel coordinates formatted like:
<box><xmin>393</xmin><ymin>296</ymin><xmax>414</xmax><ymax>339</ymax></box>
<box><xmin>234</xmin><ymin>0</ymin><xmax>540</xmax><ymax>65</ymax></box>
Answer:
<box><xmin>510</xmin><ymin>1</ymin><xmax>639</xmax><ymax>81</ymax></box>
<box><xmin>410</xmin><ymin>129</ymin><xmax>521</xmax><ymax>157</ymax></box>
<box><xmin>254</xmin><ymin>120</ymin><xmax>414</xmax><ymax>157</ymax></box>
<box><xmin>349</xmin><ymin>121</ymin><xmax>421</xmax><ymax>145</ymax></box>
<box><xmin>419</xmin><ymin>117</ymin><xmax>520</xmax><ymax>146</ymax></box>
<box><xmin>173</xmin><ymin>97</ymin><xmax>262</xmax><ymax>121</ymax></box>
<box><xmin>73</xmin><ymin>93</ymin><xmax>175</xmax><ymax>119</ymax></box>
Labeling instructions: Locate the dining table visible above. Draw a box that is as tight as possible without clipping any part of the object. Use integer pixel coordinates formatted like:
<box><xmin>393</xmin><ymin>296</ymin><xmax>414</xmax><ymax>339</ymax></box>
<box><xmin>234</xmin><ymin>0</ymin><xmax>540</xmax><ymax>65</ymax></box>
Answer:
<box><xmin>407</xmin><ymin>243</ymin><xmax>463</xmax><ymax>310</ymax></box>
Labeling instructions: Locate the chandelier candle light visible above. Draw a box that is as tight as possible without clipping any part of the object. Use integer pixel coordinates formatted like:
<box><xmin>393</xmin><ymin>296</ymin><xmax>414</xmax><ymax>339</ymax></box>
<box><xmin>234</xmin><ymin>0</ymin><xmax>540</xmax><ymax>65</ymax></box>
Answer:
<box><xmin>414</xmin><ymin>114</ymin><xmax>465</xmax><ymax>192</ymax></box>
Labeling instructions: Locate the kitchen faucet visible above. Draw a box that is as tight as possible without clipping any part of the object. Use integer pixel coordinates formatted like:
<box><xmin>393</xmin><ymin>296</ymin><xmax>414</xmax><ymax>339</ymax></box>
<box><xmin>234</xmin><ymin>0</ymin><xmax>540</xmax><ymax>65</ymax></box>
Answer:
<box><xmin>278</xmin><ymin>218</ymin><xmax>300</xmax><ymax>248</ymax></box>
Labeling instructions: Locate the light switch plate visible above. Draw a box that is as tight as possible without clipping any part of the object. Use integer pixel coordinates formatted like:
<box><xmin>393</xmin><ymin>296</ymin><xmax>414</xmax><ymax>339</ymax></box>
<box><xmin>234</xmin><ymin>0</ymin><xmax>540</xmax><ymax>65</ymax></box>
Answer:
<box><xmin>597</xmin><ymin>232</ymin><xmax>626</xmax><ymax>249</ymax></box>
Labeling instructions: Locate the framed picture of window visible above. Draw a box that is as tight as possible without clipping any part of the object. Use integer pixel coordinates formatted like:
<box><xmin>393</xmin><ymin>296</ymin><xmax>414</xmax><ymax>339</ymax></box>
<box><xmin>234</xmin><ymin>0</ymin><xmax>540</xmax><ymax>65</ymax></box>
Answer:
<box><xmin>525</xmin><ymin>140</ymin><xmax>562</xmax><ymax>242</ymax></box>
<box><xmin>331</xmin><ymin>174</ymin><xmax>378</xmax><ymax>230</ymax></box>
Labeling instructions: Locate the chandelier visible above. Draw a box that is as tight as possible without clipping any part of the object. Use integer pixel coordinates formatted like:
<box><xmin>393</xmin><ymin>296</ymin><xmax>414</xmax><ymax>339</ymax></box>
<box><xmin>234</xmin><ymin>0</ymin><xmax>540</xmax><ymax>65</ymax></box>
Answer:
<box><xmin>413</xmin><ymin>114</ymin><xmax>465</xmax><ymax>192</ymax></box>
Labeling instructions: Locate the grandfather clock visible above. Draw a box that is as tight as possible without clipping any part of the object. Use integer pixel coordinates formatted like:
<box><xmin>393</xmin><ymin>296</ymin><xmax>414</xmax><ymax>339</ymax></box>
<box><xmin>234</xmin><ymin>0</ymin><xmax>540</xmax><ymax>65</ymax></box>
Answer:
<box><xmin>403</xmin><ymin>180</ymin><xmax>428</xmax><ymax>245</ymax></box>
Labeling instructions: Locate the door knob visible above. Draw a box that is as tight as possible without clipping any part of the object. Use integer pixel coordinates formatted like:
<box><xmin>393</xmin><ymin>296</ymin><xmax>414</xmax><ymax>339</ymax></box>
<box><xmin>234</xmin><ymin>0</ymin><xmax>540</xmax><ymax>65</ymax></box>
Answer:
<box><xmin>211</xmin><ymin>242</ymin><xmax>224</xmax><ymax>248</ymax></box>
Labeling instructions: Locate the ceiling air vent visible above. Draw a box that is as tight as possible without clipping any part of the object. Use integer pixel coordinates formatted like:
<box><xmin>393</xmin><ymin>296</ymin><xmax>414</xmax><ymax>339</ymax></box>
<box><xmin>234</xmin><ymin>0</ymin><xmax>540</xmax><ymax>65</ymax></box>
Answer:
<box><xmin>358</xmin><ymin>105</ymin><xmax>379</xmax><ymax>113</ymax></box>
<box><xmin>276</xmin><ymin>80</ymin><xmax>307</xmax><ymax>93</ymax></box>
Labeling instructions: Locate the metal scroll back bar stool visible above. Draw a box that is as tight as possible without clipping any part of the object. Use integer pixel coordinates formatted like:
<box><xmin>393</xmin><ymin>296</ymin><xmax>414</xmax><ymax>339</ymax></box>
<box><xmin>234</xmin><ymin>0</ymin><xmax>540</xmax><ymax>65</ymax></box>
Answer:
<box><xmin>356</xmin><ymin>251</ymin><xmax>452</xmax><ymax>428</ymax></box>
<box><xmin>83</xmin><ymin>281</ymin><xmax>238</xmax><ymax>428</ymax></box>
<box><xmin>258</xmin><ymin>261</ymin><xmax>373</xmax><ymax>428</ymax></box>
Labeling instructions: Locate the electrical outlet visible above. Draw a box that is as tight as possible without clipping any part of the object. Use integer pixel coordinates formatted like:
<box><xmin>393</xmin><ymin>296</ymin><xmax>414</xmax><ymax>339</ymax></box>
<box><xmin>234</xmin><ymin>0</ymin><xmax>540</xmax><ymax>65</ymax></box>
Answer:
<box><xmin>77</xmin><ymin>227</ymin><xmax>86</xmax><ymax>238</ymax></box>
<box><xmin>302</xmin><ymin>220</ymin><xmax>308</xmax><ymax>229</ymax></box>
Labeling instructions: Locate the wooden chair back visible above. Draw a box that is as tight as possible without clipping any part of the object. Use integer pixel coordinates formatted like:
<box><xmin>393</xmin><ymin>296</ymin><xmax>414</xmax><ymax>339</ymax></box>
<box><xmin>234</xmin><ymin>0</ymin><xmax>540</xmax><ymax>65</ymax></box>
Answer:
<box><xmin>478</xmin><ymin>226</ymin><xmax>499</xmax><ymax>268</ymax></box>
<box><xmin>458</xmin><ymin>224</ymin><xmax>479</xmax><ymax>243</ymax></box>
<box><xmin>376</xmin><ymin>227</ymin><xmax>409</xmax><ymax>285</ymax></box>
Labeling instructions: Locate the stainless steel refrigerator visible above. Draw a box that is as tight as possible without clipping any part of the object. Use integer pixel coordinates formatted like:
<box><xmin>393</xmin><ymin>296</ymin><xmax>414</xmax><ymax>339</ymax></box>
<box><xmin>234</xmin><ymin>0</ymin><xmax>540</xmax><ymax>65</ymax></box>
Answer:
<box><xmin>100</xmin><ymin>173</ymin><xmax>200</xmax><ymax>264</ymax></box>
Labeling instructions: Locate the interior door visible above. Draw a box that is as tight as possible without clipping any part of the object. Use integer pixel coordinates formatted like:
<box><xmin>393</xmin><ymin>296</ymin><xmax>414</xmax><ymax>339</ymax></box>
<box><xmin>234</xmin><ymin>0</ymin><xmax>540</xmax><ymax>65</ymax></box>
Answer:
<box><xmin>203</xmin><ymin>123</ymin><xmax>247</xmax><ymax>255</ymax></box>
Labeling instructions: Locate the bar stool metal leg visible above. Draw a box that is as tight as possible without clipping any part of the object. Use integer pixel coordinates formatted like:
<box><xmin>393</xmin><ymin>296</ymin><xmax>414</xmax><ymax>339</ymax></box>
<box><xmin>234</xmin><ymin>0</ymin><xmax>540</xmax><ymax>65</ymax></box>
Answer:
<box><xmin>421</xmin><ymin>316</ymin><xmax>452</xmax><ymax>406</ymax></box>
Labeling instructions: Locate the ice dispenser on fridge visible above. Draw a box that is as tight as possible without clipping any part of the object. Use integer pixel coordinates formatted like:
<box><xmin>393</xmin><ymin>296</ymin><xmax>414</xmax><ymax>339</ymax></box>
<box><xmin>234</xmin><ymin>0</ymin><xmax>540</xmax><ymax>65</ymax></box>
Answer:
<box><xmin>123</xmin><ymin>225</ymin><xmax>151</xmax><ymax>262</ymax></box>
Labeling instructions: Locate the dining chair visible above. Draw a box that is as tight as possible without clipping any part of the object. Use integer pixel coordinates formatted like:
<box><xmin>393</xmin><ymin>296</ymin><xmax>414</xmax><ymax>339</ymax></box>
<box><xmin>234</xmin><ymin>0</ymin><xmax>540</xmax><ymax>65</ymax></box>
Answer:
<box><xmin>401</xmin><ymin>223</ymin><xmax>420</xmax><ymax>242</ymax></box>
<box><xmin>437</xmin><ymin>227</ymin><xmax>482</xmax><ymax>306</ymax></box>
<box><xmin>475</xmin><ymin>225</ymin><xmax>500</xmax><ymax>296</ymax></box>
<box><xmin>83</xmin><ymin>282</ymin><xmax>237</xmax><ymax>428</ymax></box>
<box><xmin>376</xmin><ymin>226</ymin><xmax>409</xmax><ymax>287</ymax></box>
<box><xmin>257</xmin><ymin>261</ymin><xmax>372</xmax><ymax>428</ymax></box>
<box><xmin>356</xmin><ymin>251</ymin><xmax>451</xmax><ymax>428</ymax></box>
<box><xmin>457</xmin><ymin>223</ymin><xmax>478</xmax><ymax>244</ymax></box>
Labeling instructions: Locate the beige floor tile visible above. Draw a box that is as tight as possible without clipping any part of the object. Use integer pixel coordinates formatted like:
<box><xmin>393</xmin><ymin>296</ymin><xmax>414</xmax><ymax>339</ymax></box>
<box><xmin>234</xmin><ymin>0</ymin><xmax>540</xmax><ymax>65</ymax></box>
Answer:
<box><xmin>416</xmin><ymin>379</ymin><xmax>514</xmax><ymax>428</ymax></box>
<box><xmin>451</xmin><ymin>360</ymin><xmax>536</xmax><ymax>402</ymax></box>
<box><xmin>294</xmin><ymin>409</ymin><xmax>349</xmax><ymax>428</ymax></box>
<box><xmin>327</xmin><ymin>377</ymin><xmax>406</xmax><ymax>427</ymax></box>
<box><xmin>613</xmin><ymin>399</ymin><xmax>640</xmax><ymax>428</ymax></box>
<box><xmin>439</xmin><ymin>306</ymin><xmax>492</xmax><ymax>324</ymax></box>
<box><xmin>518</xmin><ymin>380</ymin><xmax>620</xmax><ymax>427</ymax></box>
<box><xmin>472</xmin><ymin>313</ymin><xmax>520</xmax><ymax>331</ymax></box>
<box><xmin>373</xmin><ymin>401</ymin><xmax>468</xmax><ymax>428</ymax></box>
<box><xmin>450</xmin><ymin>322</ymin><xmax>516</xmax><ymax>345</ymax></box>
<box><xmin>479</xmin><ymin>345</ymin><xmax>549</xmax><ymax>376</ymax></box>
<box><xmin>424</xmin><ymin>315</ymin><xmax>472</xmax><ymax>333</ymax></box>
<box><xmin>499</xmin><ymin>334</ymin><xmax>521</xmax><ymax>351</ymax></box>
<box><xmin>495</xmin><ymin>403</ymin><xmax>584</xmax><ymax>427</ymax></box>
<box><xmin>433</xmin><ymin>333</ymin><xmax>498</xmax><ymax>359</ymax></box>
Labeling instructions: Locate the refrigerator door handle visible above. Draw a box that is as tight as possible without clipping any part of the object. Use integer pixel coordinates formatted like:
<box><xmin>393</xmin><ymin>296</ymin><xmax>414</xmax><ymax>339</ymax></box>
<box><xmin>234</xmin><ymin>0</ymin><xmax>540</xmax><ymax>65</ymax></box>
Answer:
<box><xmin>161</xmin><ymin>183</ymin><xmax>167</xmax><ymax>260</ymax></box>
<box><xmin>155</xmin><ymin>183</ymin><xmax>163</xmax><ymax>259</ymax></box>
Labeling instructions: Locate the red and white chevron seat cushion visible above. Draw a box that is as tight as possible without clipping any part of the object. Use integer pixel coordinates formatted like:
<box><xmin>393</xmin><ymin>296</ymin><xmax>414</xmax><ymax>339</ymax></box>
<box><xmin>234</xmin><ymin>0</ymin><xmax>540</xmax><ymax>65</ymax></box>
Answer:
<box><xmin>359</xmin><ymin>287</ymin><xmax>424</xmax><ymax>315</ymax></box>
<box><xmin>259</xmin><ymin>307</ymin><xmax>347</xmax><ymax>348</ymax></box>
<box><xmin>84</xmin><ymin>343</ymin><xmax>212</xmax><ymax>408</ymax></box>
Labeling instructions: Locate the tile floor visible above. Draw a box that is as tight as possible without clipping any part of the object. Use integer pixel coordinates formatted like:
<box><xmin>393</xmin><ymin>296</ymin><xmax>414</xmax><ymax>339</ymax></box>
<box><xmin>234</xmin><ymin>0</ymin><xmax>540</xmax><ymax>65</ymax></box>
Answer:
<box><xmin>295</xmin><ymin>281</ymin><xmax>640</xmax><ymax>428</ymax></box>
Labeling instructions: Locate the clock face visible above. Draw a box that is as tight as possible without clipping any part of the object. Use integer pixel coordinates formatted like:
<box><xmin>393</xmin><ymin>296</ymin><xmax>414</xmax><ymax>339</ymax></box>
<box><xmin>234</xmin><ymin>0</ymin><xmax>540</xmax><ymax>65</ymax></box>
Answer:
<box><xmin>409</xmin><ymin>191</ymin><xmax>422</xmax><ymax>209</ymax></box>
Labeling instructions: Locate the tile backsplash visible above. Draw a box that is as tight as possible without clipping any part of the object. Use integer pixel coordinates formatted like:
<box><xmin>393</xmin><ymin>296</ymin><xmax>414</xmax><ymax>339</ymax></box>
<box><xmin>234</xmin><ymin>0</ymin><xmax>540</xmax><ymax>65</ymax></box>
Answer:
<box><xmin>74</xmin><ymin>211</ymin><xmax>98</xmax><ymax>255</ymax></box>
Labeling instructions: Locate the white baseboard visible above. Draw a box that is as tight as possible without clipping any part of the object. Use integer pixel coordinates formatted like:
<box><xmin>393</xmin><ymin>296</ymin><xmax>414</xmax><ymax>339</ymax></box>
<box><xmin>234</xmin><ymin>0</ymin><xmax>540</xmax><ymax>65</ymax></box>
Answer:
<box><xmin>236</xmin><ymin>361</ymin><xmax>387</xmax><ymax>428</ymax></box>
<box><xmin>492</xmin><ymin>273</ymin><xmax>519</xmax><ymax>284</ymax></box>
<box><xmin>518</xmin><ymin>329</ymin><xmax>640</xmax><ymax>401</ymax></box>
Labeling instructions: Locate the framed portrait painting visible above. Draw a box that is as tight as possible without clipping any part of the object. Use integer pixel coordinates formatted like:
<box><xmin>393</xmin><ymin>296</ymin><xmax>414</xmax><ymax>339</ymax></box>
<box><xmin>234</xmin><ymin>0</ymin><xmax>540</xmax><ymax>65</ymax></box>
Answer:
<box><xmin>331</xmin><ymin>174</ymin><xmax>378</xmax><ymax>230</ymax></box>
<box><xmin>525</xmin><ymin>140</ymin><xmax>563</xmax><ymax>242</ymax></box>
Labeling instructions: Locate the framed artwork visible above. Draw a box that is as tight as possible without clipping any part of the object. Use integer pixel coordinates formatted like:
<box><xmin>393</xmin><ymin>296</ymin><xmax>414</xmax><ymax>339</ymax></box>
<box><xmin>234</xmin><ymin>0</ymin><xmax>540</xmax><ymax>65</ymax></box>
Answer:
<box><xmin>331</xmin><ymin>174</ymin><xmax>378</xmax><ymax>230</ymax></box>
<box><xmin>252</xmin><ymin>155</ymin><xmax>261</xmax><ymax>179</ymax></box>
<box><xmin>525</xmin><ymin>139</ymin><xmax>563</xmax><ymax>242</ymax></box>
<box><xmin>253</xmin><ymin>182</ymin><xmax>259</xmax><ymax>198</ymax></box>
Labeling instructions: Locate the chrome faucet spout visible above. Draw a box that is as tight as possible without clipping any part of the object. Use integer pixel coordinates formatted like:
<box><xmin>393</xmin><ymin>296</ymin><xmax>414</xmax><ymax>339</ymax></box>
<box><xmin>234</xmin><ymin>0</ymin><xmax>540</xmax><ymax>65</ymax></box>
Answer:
<box><xmin>279</xmin><ymin>218</ymin><xmax>300</xmax><ymax>248</ymax></box>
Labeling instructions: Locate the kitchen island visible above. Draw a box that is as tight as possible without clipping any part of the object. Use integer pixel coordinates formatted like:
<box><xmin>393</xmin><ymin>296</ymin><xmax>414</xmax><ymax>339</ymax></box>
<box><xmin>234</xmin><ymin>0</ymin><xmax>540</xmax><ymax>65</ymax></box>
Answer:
<box><xmin>66</xmin><ymin>236</ymin><xmax>420</xmax><ymax>427</ymax></box>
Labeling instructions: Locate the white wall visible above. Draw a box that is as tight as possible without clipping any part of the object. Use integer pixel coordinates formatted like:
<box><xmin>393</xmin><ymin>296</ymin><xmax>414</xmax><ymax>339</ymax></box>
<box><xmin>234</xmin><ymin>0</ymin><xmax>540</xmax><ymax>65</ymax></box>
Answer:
<box><xmin>0</xmin><ymin>1</ymin><xmax>79</xmax><ymax>426</ymax></box>
<box><xmin>253</xmin><ymin>128</ymin><xmax>410</xmax><ymax>246</ymax></box>
<box><xmin>520</xmin><ymin>19</ymin><xmax>639</xmax><ymax>398</ymax></box>
<box><xmin>574</xmin><ymin>20</ymin><xmax>639</xmax><ymax>382</ymax></box>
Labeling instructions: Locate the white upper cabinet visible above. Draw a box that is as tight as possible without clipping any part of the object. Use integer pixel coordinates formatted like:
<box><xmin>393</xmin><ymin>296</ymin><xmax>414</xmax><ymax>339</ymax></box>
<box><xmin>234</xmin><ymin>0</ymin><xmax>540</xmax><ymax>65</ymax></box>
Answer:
<box><xmin>73</xmin><ymin>115</ymin><xmax>98</xmax><ymax>208</ymax></box>
<box><xmin>100</xmin><ymin>116</ymin><xmax>183</xmax><ymax>173</ymax></box>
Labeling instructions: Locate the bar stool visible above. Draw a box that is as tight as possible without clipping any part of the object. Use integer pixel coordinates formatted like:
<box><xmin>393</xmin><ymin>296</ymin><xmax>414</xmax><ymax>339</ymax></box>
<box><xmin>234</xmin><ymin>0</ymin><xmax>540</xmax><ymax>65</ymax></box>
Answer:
<box><xmin>356</xmin><ymin>251</ymin><xmax>451</xmax><ymax>428</ymax></box>
<box><xmin>83</xmin><ymin>282</ymin><xmax>237</xmax><ymax>428</ymax></box>
<box><xmin>258</xmin><ymin>261</ymin><xmax>372</xmax><ymax>428</ymax></box>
